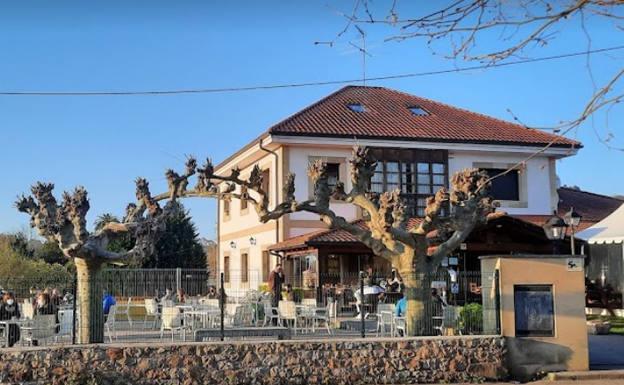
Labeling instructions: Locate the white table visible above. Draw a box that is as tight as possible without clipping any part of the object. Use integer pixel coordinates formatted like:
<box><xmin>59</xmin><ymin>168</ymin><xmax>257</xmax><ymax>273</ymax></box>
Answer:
<box><xmin>184</xmin><ymin>309</ymin><xmax>220</xmax><ymax>329</ymax></box>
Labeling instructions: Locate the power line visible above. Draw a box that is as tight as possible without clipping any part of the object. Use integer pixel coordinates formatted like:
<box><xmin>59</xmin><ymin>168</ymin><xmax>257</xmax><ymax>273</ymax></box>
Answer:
<box><xmin>0</xmin><ymin>45</ymin><xmax>623</xmax><ymax>97</ymax></box>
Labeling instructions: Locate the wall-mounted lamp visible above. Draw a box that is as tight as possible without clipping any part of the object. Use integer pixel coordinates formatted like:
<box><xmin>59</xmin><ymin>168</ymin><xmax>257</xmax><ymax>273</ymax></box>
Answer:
<box><xmin>230</xmin><ymin>241</ymin><xmax>237</xmax><ymax>249</ymax></box>
<box><xmin>249</xmin><ymin>236</ymin><xmax>257</xmax><ymax>246</ymax></box>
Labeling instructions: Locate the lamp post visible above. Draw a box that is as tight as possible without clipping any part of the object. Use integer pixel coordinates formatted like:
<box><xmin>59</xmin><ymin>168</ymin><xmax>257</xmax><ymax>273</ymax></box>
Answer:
<box><xmin>543</xmin><ymin>211</ymin><xmax>568</xmax><ymax>254</ymax></box>
<box><xmin>563</xmin><ymin>207</ymin><xmax>582</xmax><ymax>255</ymax></box>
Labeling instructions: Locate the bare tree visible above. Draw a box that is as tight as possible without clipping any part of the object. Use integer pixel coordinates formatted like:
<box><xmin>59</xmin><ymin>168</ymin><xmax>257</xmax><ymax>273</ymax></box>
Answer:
<box><xmin>16</xmin><ymin>146</ymin><xmax>492</xmax><ymax>339</ymax></box>
<box><xmin>210</xmin><ymin>146</ymin><xmax>496</xmax><ymax>335</ymax></box>
<box><xmin>323</xmin><ymin>0</ymin><xmax>624</xmax><ymax>149</ymax></box>
<box><xmin>15</xmin><ymin>157</ymin><xmax>221</xmax><ymax>343</ymax></box>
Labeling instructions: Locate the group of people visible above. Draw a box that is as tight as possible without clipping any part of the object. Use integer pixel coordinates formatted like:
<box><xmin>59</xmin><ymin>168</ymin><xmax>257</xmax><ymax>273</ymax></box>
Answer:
<box><xmin>0</xmin><ymin>286</ymin><xmax>68</xmax><ymax>347</ymax></box>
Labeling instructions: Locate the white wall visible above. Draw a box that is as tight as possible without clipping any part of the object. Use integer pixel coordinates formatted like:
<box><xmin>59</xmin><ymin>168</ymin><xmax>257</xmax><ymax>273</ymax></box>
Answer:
<box><xmin>287</xmin><ymin>146</ymin><xmax>359</xmax><ymax>226</ymax></box>
<box><xmin>449</xmin><ymin>151</ymin><xmax>555</xmax><ymax>215</ymax></box>
<box><xmin>218</xmin><ymin>228</ymin><xmax>276</xmax><ymax>297</ymax></box>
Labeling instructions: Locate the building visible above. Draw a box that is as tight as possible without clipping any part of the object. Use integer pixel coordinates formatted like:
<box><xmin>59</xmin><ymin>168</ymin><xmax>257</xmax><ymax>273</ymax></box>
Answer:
<box><xmin>214</xmin><ymin>85</ymin><xmax>582</xmax><ymax>293</ymax></box>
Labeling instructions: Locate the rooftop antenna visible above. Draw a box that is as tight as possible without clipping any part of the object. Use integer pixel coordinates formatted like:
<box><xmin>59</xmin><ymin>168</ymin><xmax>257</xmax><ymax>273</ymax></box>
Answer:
<box><xmin>351</xmin><ymin>25</ymin><xmax>371</xmax><ymax>86</ymax></box>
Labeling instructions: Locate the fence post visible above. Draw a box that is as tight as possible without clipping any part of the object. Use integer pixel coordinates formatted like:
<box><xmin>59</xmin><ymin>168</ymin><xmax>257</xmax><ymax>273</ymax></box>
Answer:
<box><xmin>220</xmin><ymin>272</ymin><xmax>225</xmax><ymax>342</ymax></box>
<box><xmin>176</xmin><ymin>268</ymin><xmax>182</xmax><ymax>293</ymax></box>
<box><xmin>494</xmin><ymin>270</ymin><xmax>501</xmax><ymax>335</ymax></box>
<box><xmin>360</xmin><ymin>271</ymin><xmax>365</xmax><ymax>339</ymax></box>
<box><xmin>72</xmin><ymin>272</ymin><xmax>77</xmax><ymax>345</ymax></box>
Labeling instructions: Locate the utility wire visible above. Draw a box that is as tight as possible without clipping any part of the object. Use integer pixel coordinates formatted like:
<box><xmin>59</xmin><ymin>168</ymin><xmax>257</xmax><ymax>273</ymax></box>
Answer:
<box><xmin>0</xmin><ymin>45</ymin><xmax>623</xmax><ymax>96</ymax></box>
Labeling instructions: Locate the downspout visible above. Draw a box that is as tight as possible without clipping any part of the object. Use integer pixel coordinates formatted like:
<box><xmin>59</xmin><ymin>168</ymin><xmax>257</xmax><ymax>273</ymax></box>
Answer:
<box><xmin>259</xmin><ymin>139</ymin><xmax>280</xmax><ymax>245</ymax></box>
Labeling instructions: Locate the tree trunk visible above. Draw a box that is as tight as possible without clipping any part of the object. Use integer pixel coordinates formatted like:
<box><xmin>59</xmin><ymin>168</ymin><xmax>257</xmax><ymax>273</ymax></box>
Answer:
<box><xmin>75</xmin><ymin>257</ymin><xmax>104</xmax><ymax>343</ymax></box>
<box><xmin>397</xmin><ymin>247</ymin><xmax>429</xmax><ymax>336</ymax></box>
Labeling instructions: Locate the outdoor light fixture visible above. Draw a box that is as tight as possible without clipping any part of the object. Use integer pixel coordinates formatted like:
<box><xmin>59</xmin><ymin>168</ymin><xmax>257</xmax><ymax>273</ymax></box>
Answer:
<box><xmin>230</xmin><ymin>241</ymin><xmax>236</xmax><ymax>249</ymax></box>
<box><xmin>249</xmin><ymin>236</ymin><xmax>257</xmax><ymax>246</ymax></box>
<box><xmin>564</xmin><ymin>207</ymin><xmax>582</xmax><ymax>255</ymax></box>
<box><xmin>543</xmin><ymin>211</ymin><xmax>568</xmax><ymax>254</ymax></box>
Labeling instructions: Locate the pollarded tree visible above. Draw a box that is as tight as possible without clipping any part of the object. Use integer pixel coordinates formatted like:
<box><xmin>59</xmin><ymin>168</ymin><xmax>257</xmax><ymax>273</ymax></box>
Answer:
<box><xmin>15</xmin><ymin>157</ymin><xmax>221</xmax><ymax>343</ymax></box>
<box><xmin>16</xmin><ymin>146</ymin><xmax>494</xmax><ymax>340</ymax></box>
<box><xmin>206</xmin><ymin>146</ymin><xmax>496</xmax><ymax>336</ymax></box>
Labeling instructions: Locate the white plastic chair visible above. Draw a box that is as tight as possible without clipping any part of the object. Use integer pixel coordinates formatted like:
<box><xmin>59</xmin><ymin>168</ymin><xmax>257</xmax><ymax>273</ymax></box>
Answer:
<box><xmin>278</xmin><ymin>301</ymin><xmax>298</xmax><ymax>334</ymax></box>
<box><xmin>312</xmin><ymin>303</ymin><xmax>333</xmax><ymax>335</ymax></box>
<box><xmin>160</xmin><ymin>307</ymin><xmax>187</xmax><ymax>341</ymax></box>
<box><xmin>114</xmin><ymin>297</ymin><xmax>133</xmax><ymax>327</ymax></box>
<box><xmin>105</xmin><ymin>305</ymin><xmax>117</xmax><ymax>342</ymax></box>
<box><xmin>376</xmin><ymin>303</ymin><xmax>395</xmax><ymax>336</ymax></box>
<box><xmin>56</xmin><ymin>309</ymin><xmax>74</xmax><ymax>342</ymax></box>
<box><xmin>394</xmin><ymin>316</ymin><xmax>406</xmax><ymax>337</ymax></box>
<box><xmin>143</xmin><ymin>299</ymin><xmax>160</xmax><ymax>329</ymax></box>
<box><xmin>262</xmin><ymin>301</ymin><xmax>279</xmax><ymax>327</ymax></box>
<box><xmin>21</xmin><ymin>314</ymin><xmax>57</xmax><ymax>346</ymax></box>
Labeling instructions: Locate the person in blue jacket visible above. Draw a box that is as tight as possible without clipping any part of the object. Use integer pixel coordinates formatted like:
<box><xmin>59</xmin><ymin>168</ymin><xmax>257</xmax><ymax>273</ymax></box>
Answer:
<box><xmin>103</xmin><ymin>292</ymin><xmax>116</xmax><ymax>321</ymax></box>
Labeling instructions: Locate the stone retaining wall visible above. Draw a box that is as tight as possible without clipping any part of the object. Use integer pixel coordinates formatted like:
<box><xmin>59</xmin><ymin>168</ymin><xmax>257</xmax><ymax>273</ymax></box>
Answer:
<box><xmin>0</xmin><ymin>336</ymin><xmax>506</xmax><ymax>385</ymax></box>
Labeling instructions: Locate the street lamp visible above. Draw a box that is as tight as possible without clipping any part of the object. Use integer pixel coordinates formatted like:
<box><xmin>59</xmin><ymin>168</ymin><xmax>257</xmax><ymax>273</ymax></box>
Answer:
<box><xmin>543</xmin><ymin>211</ymin><xmax>568</xmax><ymax>254</ymax></box>
<box><xmin>249</xmin><ymin>236</ymin><xmax>257</xmax><ymax>246</ymax></box>
<box><xmin>563</xmin><ymin>207</ymin><xmax>582</xmax><ymax>255</ymax></box>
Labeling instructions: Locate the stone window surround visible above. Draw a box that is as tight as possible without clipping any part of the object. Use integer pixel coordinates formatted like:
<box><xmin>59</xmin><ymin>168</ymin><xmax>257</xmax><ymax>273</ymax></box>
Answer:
<box><xmin>473</xmin><ymin>161</ymin><xmax>528</xmax><ymax>209</ymax></box>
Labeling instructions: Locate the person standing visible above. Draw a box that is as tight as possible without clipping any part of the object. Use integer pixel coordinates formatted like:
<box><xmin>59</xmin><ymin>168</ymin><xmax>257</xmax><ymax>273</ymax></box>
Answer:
<box><xmin>268</xmin><ymin>263</ymin><xmax>284</xmax><ymax>308</ymax></box>
<box><xmin>102</xmin><ymin>292</ymin><xmax>116</xmax><ymax>322</ymax></box>
<box><xmin>0</xmin><ymin>292</ymin><xmax>21</xmax><ymax>347</ymax></box>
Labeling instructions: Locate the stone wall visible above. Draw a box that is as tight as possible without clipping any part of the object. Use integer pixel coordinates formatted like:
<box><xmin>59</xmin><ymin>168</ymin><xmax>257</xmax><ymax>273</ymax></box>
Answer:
<box><xmin>0</xmin><ymin>336</ymin><xmax>506</xmax><ymax>385</ymax></box>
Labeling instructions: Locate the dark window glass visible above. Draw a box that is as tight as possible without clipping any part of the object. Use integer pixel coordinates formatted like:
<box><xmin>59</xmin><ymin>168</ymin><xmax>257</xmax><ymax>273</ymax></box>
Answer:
<box><xmin>483</xmin><ymin>168</ymin><xmax>520</xmax><ymax>201</ymax></box>
<box><xmin>241</xmin><ymin>253</ymin><xmax>249</xmax><ymax>283</ymax></box>
<box><xmin>368</xmin><ymin>149</ymin><xmax>448</xmax><ymax>217</ymax></box>
<box><xmin>408</xmin><ymin>106</ymin><xmax>429</xmax><ymax>116</ymax></box>
<box><xmin>261</xmin><ymin>169</ymin><xmax>270</xmax><ymax>201</ymax></box>
<box><xmin>262</xmin><ymin>250</ymin><xmax>270</xmax><ymax>282</ymax></box>
<box><xmin>514</xmin><ymin>285</ymin><xmax>554</xmax><ymax>337</ymax></box>
<box><xmin>326</xmin><ymin>163</ymin><xmax>340</xmax><ymax>190</ymax></box>
<box><xmin>223</xmin><ymin>200</ymin><xmax>230</xmax><ymax>217</ymax></box>
<box><xmin>240</xmin><ymin>186</ymin><xmax>248</xmax><ymax>210</ymax></box>
<box><xmin>224</xmin><ymin>256</ymin><xmax>230</xmax><ymax>283</ymax></box>
<box><xmin>347</xmin><ymin>103</ymin><xmax>366</xmax><ymax>113</ymax></box>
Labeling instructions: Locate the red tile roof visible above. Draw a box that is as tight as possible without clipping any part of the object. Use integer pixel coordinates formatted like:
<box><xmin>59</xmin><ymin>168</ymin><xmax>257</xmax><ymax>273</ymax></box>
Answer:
<box><xmin>269</xmin><ymin>86</ymin><xmax>581</xmax><ymax>148</ymax></box>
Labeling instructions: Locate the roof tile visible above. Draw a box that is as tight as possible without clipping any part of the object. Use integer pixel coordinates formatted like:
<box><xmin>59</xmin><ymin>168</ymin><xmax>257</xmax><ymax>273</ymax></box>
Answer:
<box><xmin>269</xmin><ymin>85</ymin><xmax>581</xmax><ymax>148</ymax></box>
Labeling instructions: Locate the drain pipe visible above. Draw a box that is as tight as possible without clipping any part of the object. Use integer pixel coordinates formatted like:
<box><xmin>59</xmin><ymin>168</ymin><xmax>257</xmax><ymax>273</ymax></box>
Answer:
<box><xmin>259</xmin><ymin>139</ymin><xmax>281</xmax><ymax>246</ymax></box>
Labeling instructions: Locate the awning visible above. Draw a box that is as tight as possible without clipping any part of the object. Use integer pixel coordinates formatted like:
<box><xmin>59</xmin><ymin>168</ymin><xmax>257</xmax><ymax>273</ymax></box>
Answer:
<box><xmin>577</xmin><ymin>203</ymin><xmax>624</xmax><ymax>244</ymax></box>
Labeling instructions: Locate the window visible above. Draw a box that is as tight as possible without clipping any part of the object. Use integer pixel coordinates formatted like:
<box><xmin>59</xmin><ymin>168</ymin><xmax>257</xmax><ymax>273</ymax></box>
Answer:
<box><xmin>241</xmin><ymin>253</ymin><xmax>248</xmax><ymax>283</ymax></box>
<box><xmin>240</xmin><ymin>186</ymin><xmax>248</xmax><ymax>211</ymax></box>
<box><xmin>223</xmin><ymin>255</ymin><xmax>230</xmax><ymax>283</ymax></box>
<box><xmin>368</xmin><ymin>148</ymin><xmax>448</xmax><ymax>216</ymax></box>
<box><xmin>408</xmin><ymin>106</ymin><xmax>429</xmax><ymax>116</ymax></box>
<box><xmin>514</xmin><ymin>285</ymin><xmax>554</xmax><ymax>337</ymax></box>
<box><xmin>262</xmin><ymin>250</ymin><xmax>270</xmax><ymax>282</ymax></box>
<box><xmin>223</xmin><ymin>199</ymin><xmax>230</xmax><ymax>218</ymax></box>
<box><xmin>483</xmin><ymin>168</ymin><xmax>520</xmax><ymax>201</ymax></box>
<box><xmin>347</xmin><ymin>103</ymin><xmax>366</xmax><ymax>113</ymax></box>
<box><xmin>261</xmin><ymin>169</ymin><xmax>270</xmax><ymax>202</ymax></box>
<box><xmin>326</xmin><ymin>163</ymin><xmax>340</xmax><ymax>190</ymax></box>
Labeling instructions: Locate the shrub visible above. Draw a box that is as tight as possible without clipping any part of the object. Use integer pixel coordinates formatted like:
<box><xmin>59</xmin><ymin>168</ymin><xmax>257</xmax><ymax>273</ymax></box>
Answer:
<box><xmin>458</xmin><ymin>302</ymin><xmax>483</xmax><ymax>334</ymax></box>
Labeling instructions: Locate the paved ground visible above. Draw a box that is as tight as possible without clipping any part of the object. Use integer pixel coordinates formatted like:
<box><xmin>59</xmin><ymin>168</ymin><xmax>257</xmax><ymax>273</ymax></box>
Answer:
<box><xmin>589</xmin><ymin>334</ymin><xmax>624</xmax><ymax>370</ymax></box>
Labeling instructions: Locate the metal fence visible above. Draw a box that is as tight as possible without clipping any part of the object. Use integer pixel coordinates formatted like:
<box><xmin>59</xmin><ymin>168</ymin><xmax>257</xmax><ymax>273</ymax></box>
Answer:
<box><xmin>0</xmin><ymin>268</ymin><xmax>500</xmax><ymax>348</ymax></box>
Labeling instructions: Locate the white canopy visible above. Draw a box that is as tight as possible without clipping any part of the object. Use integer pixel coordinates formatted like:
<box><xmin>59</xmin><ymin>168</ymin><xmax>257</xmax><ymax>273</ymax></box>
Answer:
<box><xmin>577</xmin><ymin>203</ymin><xmax>624</xmax><ymax>244</ymax></box>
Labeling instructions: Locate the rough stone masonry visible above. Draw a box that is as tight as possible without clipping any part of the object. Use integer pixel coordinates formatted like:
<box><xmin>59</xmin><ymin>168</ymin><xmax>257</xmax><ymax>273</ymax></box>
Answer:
<box><xmin>0</xmin><ymin>336</ymin><xmax>506</xmax><ymax>385</ymax></box>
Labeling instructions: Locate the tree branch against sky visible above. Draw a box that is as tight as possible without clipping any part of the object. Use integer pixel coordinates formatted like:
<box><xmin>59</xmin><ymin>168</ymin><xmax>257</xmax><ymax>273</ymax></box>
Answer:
<box><xmin>324</xmin><ymin>0</ymin><xmax>624</xmax><ymax>151</ymax></box>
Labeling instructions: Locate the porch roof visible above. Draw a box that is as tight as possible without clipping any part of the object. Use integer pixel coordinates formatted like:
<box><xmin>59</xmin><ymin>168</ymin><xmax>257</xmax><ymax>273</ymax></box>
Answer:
<box><xmin>267</xmin><ymin>214</ymin><xmax>571</xmax><ymax>254</ymax></box>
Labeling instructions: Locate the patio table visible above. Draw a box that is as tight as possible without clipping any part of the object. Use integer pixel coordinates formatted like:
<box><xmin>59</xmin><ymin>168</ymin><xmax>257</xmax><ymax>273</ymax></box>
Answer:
<box><xmin>183</xmin><ymin>309</ymin><xmax>220</xmax><ymax>329</ymax></box>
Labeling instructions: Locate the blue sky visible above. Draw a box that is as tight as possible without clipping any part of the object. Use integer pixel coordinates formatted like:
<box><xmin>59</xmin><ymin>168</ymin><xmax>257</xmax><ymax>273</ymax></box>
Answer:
<box><xmin>1</xmin><ymin>1</ymin><xmax>622</xmax><ymax>239</ymax></box>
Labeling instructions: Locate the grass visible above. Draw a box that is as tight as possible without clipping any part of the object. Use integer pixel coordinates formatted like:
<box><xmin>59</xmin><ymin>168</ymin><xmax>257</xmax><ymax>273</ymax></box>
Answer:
<box><xmin>587</xmin><ymin>315</ymin><xmax>624</xmax><ymax>335</ymax></box>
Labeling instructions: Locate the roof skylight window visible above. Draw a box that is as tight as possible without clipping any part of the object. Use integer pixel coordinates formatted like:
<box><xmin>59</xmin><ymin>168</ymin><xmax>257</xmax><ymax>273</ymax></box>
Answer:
<box><xmin>347</xmin><ymin>103</ymin><xmax>366</xmax><ymax>113</ymax></box>
<box><xmin>408</xmin><ymin>106</ymin><xmax>429</xmax><ymax>116</ymax></box>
